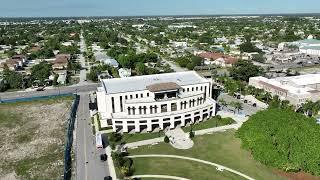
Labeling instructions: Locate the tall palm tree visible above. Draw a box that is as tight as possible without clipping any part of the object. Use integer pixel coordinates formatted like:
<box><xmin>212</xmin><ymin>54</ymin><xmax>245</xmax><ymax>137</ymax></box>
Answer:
<box><xmin>234</xmin><ymin>102</ymin><xmax>243</xmax><ymax>114</ymax></box>
<box><xmin>263</xmin><ymin>92</ymin><xmax>273</xmax><ymax>104</ymax></box>
<box><xmin>230</xmin><ymin>101</ymin><xmax>243</xmax><ymax>114</ymax></box>
<box><xmin>218</xmin><ymin>98</ymin><xmax>228</xmax><ymax>110</ymax></box>
<box><xmin>302</xmin><ymin>100</ymin><xmax>314</xmax><ymax>117</ymax></box>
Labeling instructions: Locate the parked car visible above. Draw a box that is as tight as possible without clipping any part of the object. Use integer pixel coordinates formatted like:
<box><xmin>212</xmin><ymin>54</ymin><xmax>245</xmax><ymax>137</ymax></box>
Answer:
<box><xmin>36</xmin><ymin>86</ymin><xmax>45</xmax><ymax>91</ymax></box>
<box><xmin>100</xmin><ymin>154</ymin><xmax>108</xmax><ymax>162</ymax></box>
<box><xmin>104</xmin><ymin>176</ymin><xmax>112</xmax><ymax>180</ymax></box>
<box><xmin>244</xmin><ymin>99</ymin><xmax>248</xmax><ymax>103</ymax></box>
<box><xmin>252</xmin><ymin>103</ymin><xmax>257</xmax><ymax>107</ymax></box>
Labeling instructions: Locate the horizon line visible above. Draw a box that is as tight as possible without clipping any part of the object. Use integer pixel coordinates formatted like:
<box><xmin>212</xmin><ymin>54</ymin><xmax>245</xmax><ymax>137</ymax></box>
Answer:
<box><xmin>1</xmin><ymin>12</ymin><xmax>320</xmax><ymax>19</ymax></box>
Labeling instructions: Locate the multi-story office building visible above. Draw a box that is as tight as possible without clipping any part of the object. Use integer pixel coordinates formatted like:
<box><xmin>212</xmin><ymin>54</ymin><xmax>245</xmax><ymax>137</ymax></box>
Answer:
<box><xmin>97</xmin><ymin>71</ymin><xmax>216</xmax><ymax>133</ymax></box>
<box><xmin>249</xmin><ymin>74</ymin><xmax>320</xmax><ymax>106</ymax></box>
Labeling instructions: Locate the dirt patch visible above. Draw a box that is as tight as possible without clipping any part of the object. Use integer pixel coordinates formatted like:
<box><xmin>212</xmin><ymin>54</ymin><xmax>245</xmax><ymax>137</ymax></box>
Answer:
<box><xmin>0</xmin><ymin>98</ymin><xmax>73</xmax><ymax>180</ymax></box>
<box><xmin>275</xmin><ymin>170</ymin><xmax>320</xmax><ymax>180</ymax></box>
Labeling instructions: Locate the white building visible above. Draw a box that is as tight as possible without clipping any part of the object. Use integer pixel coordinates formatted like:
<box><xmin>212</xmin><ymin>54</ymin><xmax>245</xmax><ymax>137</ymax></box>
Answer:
<box><xmin>249</xmin><ymin>74</ymin><xmax>320</xmax><ymax>106</ymax></box>
<box><xmin>97</xmin><ymin>71</ymin><xmax>216</xmax><ymax>133</ymax></box>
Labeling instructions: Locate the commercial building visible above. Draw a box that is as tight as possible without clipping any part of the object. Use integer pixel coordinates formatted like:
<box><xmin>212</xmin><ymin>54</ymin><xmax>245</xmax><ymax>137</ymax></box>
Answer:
<box><xmin>97</xmin><ymin>71</ymin><xmax>216</xmax><ymax>133</ymax></box>
<box><xmin>249</xmin><ymin>74</ymin><xmax>320</xmax><ymax>106</ymax></box>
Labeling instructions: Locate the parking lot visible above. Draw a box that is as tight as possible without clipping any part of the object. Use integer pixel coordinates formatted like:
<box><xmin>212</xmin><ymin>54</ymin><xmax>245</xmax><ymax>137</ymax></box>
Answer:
<box><xmin>217</xmin><ymin>93</ymin><xmax>266</xmax><ymax>116</ymax></box>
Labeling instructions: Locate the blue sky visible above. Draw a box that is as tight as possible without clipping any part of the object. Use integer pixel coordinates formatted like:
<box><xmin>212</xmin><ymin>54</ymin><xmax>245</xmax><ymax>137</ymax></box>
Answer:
<box><xmin>1</xmin><ymin>0</ymin><xmax>320</xmax><ymax>17</ymax></box>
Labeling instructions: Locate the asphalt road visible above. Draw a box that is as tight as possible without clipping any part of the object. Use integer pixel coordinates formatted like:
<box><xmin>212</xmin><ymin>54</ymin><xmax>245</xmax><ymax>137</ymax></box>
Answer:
<box><xmin>76</xmin><ymin>93</ymin><xmax>110</xmax><ymax>180</ymax></box>
<box><xmin>0</xmin><ymin>83</ymin><xmax>99</xmax><ymax>101</ymax></box>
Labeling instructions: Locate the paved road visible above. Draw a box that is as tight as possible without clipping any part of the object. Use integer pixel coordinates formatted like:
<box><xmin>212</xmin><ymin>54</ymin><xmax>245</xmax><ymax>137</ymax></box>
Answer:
<box><xmin>0</xmin><ymin>83</ymin><xmax>98</xmax><ymax>101</ymax></box>
<box><xmin>128</xmin><ymin>154</ymin><xmax>255</xmax><ymax>180</ymax></box>
<box><xmin>76</xmin><ymin>93</ymin><xmax>110</xmax><ymax>180</ymax></box>
<box><xmin>78</xmin><ymin>32</ymin><xmax>88</xmax><ymax>85</ymax></box>
<box><xmin>162</xmin><ymin>57</ymin><xmax>187</xmax><ymax>72</ymax></box>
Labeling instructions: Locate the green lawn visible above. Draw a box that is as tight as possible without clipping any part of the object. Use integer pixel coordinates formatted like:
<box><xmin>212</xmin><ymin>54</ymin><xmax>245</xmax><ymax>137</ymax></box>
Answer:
<box><xmin>129</xmin><ymin>130</ymin><xmax>284</xmax><ymax>180</ymax></box>
<box><xmin>133</xmin><ymin>157</ymin><xmax>245</xmax><ymax>180</ymax></box>
<box><xmin>122</xmin><ymin>131</ymin><xmax>164</xmax><ymax>143</ymax></box>
<box><xmin>183</xmin><ymin>117</ymin><xmax>235</xmax><ymax>132</ymax></box>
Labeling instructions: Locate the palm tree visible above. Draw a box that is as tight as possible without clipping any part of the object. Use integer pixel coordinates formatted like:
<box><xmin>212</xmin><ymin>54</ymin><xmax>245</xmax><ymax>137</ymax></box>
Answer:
<box><xmin>281</xmin><ymin>100</ymin><xmax>290</xmax><ymax>109</ymax></box>
<box><xmin>218</xmin><ymin>98</ymin><xmax>228</xmax><ymax>110</ymax></box>
<box><xmin>234</xmin><ymin>102</ymin><xmax>243</xmax><ymax>114</ymax></box>
<box><xmin>263</xmin><ymin>92</ymin><xmax>273</xmax><ymax>104</ymax></box>
<box><xmin>230</xmin><ymin>101</ymin><xmax>243</xmax><ymax>114</ymax></box>
<box><xmin>301</xmin><ymin>100</ymin><xmax>314</xmax><ymax>117</ymax></box>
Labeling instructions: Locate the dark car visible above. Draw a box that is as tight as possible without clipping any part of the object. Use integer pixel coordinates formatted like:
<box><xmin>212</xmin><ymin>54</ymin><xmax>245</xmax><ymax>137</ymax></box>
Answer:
<box><xmin>100</xmin><ymin>154</ymin><xmax>108</xmax><ymax>161</ymax></box>
<box><xmin>104</xmin><ymin>176</ymin><xmax>112</xmax><ymax>180</ymax></box>
<box><xmin>36</xmin><ymin>87</ymin><xmax>45</xmax><ymax>91</ymax></box>
<box><xmin>252</xmin><ymin>103</ymin><xmax>257</xmax><ymax>107</ymax></box>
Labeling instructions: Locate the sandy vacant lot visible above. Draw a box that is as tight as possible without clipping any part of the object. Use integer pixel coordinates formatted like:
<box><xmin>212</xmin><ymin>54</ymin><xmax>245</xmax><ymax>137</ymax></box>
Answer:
<box><xmin>0</xmin><ymin>97</ymin><xmax>73</xmax><ymax>180</ymax></box>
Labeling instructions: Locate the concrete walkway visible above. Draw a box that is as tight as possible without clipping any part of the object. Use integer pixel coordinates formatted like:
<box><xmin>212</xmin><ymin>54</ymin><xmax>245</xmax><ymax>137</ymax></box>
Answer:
<box><xmin>165</xmin><ymin>128</ymin><xmax>194</xmax><ymax>149</ymax></box>
<box><xmin>105</xmin><ymin>146</ymin><xmax>117</xmax><ymax>179</ymax></box>
<box><xmin>128</xmin><ymin>154</ymin><xmax>255</xmax><ymax>180</ymax></box>
<box><xmin>125</xmin><ymin>137</ymin><xmax>164</xmax><ymax>149</ymax></box>
<box><xmin>129</xmin><ymin>175</ymin><xmax>190</xmax><ymax>180</ymax></box>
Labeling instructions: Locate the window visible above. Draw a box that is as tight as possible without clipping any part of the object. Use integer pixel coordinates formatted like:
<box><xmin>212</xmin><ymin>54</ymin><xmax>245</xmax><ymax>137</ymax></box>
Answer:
<box><xmin>140</xmin><ymin>120</ymin><xmax>147</xmax><ymax>123</ymax></box>
<box><xmin>136</xmin><ymin>94</ymin><xmax>138</xmax><ymax>98</ymax></box>
<box><xmin>195</xmin><ymin>111</ymin><xmax>200</xmax><ymax>115</ymax></box>
<box><xmin>111</xmin><ymin>97</ymin><xmax>115</xmax><ymax>113</ymax></box>
<box><xmin>120</xmin><ymin>96</ymin><xmax>123</xmax><ymax>112</ymax></box>
<box><xmin>192</xmin><ymin>87</ymin><xmax>194</xmax><ymax>91</ymax></box>
<box><xmin>130</xmin><ymin>95</ymin><xmax>133</xmax><ymax>99</ymax></box>
<box><xmin>185</xmin><ymin>114</ymin><xmax>191</xmax><ymax>117</ymax></box>
<box><xmin>183</xmin><ymin>89</ymin><xmax>185</xmax><ymax>92</ymax></box>
<box><xmin>150</xmin><ymin>106</ymin><xmax>153</xmax><ymax>114</ymax></box>
<box><xmin>196</xmin><ymin>87</ymin><xmax>198</xmax><ymax>91</ymax></box>
<box><xmin>128</xmin><ymin>107</ymin><xmax>131</xmax><ymax>115</ymax></box>
<box><xmin>115</xmin><ymin>121</ymin><xmax>122</xmax><ymax>124</ymax></box>
<box><xmin>187</xmin><ymin>88</ymin><xmax>189</xmax><ymax>92</ymax></box>
<box><xmin>174</xmin><ymin>116</ymin><xmax>181</xmax><ymax>119</ymax></box>
<box><xmin>139</xmin><ymin>107</ymin><xmax>142</xmax><ymax>114</ymax></box>
<box><xmin>147</xmin><ymin>93</ymin><xmax>149</xmax><ymax>97</ymax></box>
<box><xmin>171</xmin><ymin>103</ymin><xmax>177</xmax><ymax>111</ymax></box>
<box><xmin>163</xmin><ymin>118</ymin><xmax>170</xmax><ymax>121</ymax></box>
<box><xmin>141</xmin><ymin>93</ymin><xmax>143</xmax><ymax>98</ymax></box>
<box><xmin>200</xmin><ymin>86</ymin><xmax>203</xmax><ymax>91</ymax></box>
<box><xmin>132</xmin><ymin>107</ymin><xmax>136</xmax><ymax>115</ymax></box>
<box><xmin>161</xmin><ymin>104</ymin><xmax>167</xmax><ymax>113</ymax></box>
<box><xmin>203</xmin><ymin>109</ymin><xmax>208</xmax><ymax>112</ymax></box>
<box><xmin>125</xmin><ymin>95</ymin><xmax>128</xmax><ymax>100</ymax></box>
<box><xmin>128</xmin><ymin>121</ymin><xmax>134</xmax><ymax>124</ymax></box>
<box><xmin>151</xmin><ymin>119</ymin><xmax>159</xmax><ymax>122</ymax></box>
<box><xmin>143</xmin><ymin>106</ymin><xmax>147</xmax><ymax>114</ymax></box>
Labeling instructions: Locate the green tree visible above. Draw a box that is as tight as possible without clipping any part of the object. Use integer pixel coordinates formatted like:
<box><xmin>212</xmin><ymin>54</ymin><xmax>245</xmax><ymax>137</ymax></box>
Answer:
<box><xmin>31</xmin><ymin>61</ymin><xmax>52</xmax><ymax>82</ymax></box>
<box><xmin>230</xmin><ymin>60</ymin><xmax>264</xmax><ymax>82</ymax></box>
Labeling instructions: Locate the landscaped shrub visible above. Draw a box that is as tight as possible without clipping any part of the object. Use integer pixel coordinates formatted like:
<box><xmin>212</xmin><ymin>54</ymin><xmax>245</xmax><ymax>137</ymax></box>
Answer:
<box><xmin>189</xmin><ymin>131</ymin><xmax>195</xmax><ymax>139</ymax></box>
<box><xmin>237</xmin><ymin>108</ymin><xmax>320</xmax><ymax>175</ymax></box>
<box><xmin>164</xmin><ymin>136</ymin><xmax>169</xmax><ymax>143</ymax></box>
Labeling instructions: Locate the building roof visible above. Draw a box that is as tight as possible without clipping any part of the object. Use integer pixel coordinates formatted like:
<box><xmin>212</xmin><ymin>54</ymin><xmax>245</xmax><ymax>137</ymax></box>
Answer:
<box><xmin>101</xmin><ymin>71</ymin><xmax>209</xmax><ymax>94</ymax></box>
<box><xmin>146</xmin><ymin>82</ymin><xmax>181</xmax><ymax>92</ymax></box>
<box><xmin>276</xmin><ymin>74</ymin><xmax>320</xmax><ymax>86</ymax></box>
<box><xmin>297</xmin><ymin>39</ymin><xmax>320</xmax><ymax>45</ymax></box>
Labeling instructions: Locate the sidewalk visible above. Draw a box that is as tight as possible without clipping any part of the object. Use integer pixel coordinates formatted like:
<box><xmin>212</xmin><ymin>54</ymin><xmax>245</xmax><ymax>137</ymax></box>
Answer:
<box><xmin>105</xmin><ymin>146</ymin><xmax>117</xmax><ymax>179</ymax></box>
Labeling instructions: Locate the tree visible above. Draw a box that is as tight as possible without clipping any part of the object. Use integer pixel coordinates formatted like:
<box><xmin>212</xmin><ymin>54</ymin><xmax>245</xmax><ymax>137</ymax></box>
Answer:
<box><xmin>135</xmin><ymin>62</ymin><xmax>147</xmax><ymax>75</ymax></box>
<box><xmin>237</xmin><ymin>108</ymin><xmax>320</xmax><ymax>175</ymax></box>
<box><xmin>2</xmin><ymin>68</ymin><xmax>24</xmax><ymax>90</ymax></box>
<box><xmin>164</xmin><ymin>136</ymin><xmax>169</xmax><ymax>143</ymax></box>
<box><xmin>218</xmin><ymin>99</ymin><xmax>228</xmax><ymax>110</ymax></box>
<box><xmin>230</xmin><ymin>60</ymin><xmax>264</xmax><ymax>82</ymax></box>
<box><xmin>230</xmin><ymin>101</ymin><xmax>242</xmax><ymax>114</ymax></box>
<box><xmin>31</xmin><ymin>61</ymin><xmax>52</xmax><ymax>82</ymax></box>
<box><xmin>301</xmin><ymin>100</ymin><xmax>315</xmax><ymax>117</ymax></box>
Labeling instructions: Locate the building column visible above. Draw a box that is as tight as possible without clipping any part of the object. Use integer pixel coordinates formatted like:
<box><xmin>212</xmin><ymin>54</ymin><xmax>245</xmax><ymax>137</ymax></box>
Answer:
<box><xmin>159</xmin><ymin>119</ymin><xmax>164</xmax><ymax>130</ymax></box>
<box><xmin>135</xmin><ymin>121</ymin><xmax>140</xmax><ymax>133</ymax></box>
<box><xmin>181</xmin><ymin>116</ymin><xmax>186</xmax><ymax>127</ymax></box>
<box><xmin>170</xmin><ymin>118</ymin><xmax>175</xmax><ymax>129</ymax></box>
<box><xmin>122</xmin><ymin>121</ymin><xmax>128</xmax><ymax>133</ymax></box>
<box><xmin>147</xmin><ymin>120</ymin><xmax>152</xmax><ymax>132</ymax></box>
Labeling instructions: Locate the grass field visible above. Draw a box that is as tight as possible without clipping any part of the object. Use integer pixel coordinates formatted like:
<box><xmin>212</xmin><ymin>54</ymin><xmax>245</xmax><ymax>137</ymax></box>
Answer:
<box><xmin>182</xmin><ymin>117</ymin><xmax>235</xmax><ymax>132</ymax></box>
<box><xmin>0</xmin><ymin>96</ymin><xmax>73</xmax><ymax>180</ymax></box>
<box><xmin>129</xmin><ymin>130</ymin><xmax>284</xmax><ymax>180</ymax></box>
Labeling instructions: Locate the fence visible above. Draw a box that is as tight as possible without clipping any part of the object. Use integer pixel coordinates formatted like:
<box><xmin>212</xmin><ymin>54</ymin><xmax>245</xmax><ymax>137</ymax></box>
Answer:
<box><xmin>64</xmin><ymin>94</ymin><xmax>80</xmax><ymax>180</ymax></box>
<box><xmin>0</xmin><ymin>93</ymin><xmax>74</xmax><ymax>103</ymax></box>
